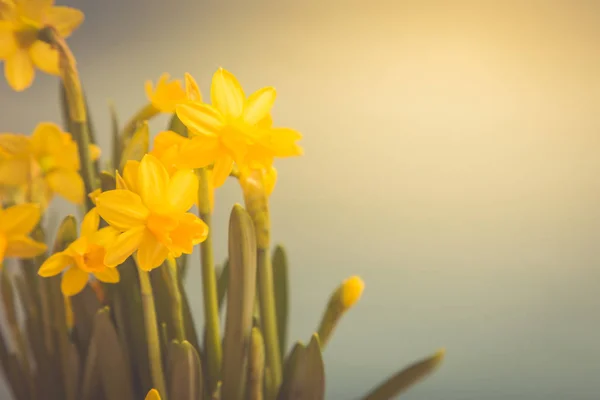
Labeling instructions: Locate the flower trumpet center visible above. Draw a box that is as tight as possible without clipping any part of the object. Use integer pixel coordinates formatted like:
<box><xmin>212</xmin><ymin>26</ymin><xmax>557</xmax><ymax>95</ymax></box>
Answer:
<box><xmin>146</xmin><ymin>212</ymin><xmax>178</xmax><ymax>246</ymax></box>
<box><xmin>74</xmin><ymin>243</ymin><xmax>106</xmax><ymax>273</ymax></box>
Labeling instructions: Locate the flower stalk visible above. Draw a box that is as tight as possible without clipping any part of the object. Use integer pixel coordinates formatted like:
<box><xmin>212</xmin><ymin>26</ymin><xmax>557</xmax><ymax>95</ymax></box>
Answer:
<box><xmin>138</xmin><ymin>268</ymin><xmax>167</xmax><ymax>400</ymax></box>
<box><xmin>162</xmin><ymin>257</ymin><xmax>185</xmax><ymax>342</ymax></box>
<box><xmin>240</xmin><ymin>169</ymin><xmax>282</xmax><ymax>398</ymax></box>
<box><xmin>37</xmin><ymin>25</ymin><xmax>98</xmax><ymax>211</ymax></box>
<box><xmin>197</xmin><ymin>167</ymin><xmax>223</xmax><ymax>392</ymax></box>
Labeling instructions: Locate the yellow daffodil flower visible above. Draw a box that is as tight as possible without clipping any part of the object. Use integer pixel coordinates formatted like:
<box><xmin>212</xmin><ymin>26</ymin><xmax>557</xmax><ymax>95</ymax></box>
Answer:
<box><xmin>175</xmin><ymin>68</ymin><xmax>303</xmax><ymax>188</ymax></box>
<box><xmin>95</xmin><ymin>154</ymin><xmax>208</xmax><ymax>272</ymax></box>
<box><xmin>145</xmin><ymin>389</ymin><xmax>161</xmax><ymax>400</ymax></box>
<box><xmin>0</xmin><ymin>202</ymin><xmax>46</xmax><ymax>265</ymax></box>
<box><xmin>37</xmin><ymin>208</ymin><xmax>120</xmax><ymax>297</ymax></box>
<box><xmin>0</xmin><ymin>122</ymin><xmax>100</xmax><ymax>206</ymax></box>
<box><xmin>145</xmin><ymin>73</ymin><xmax>187</xmax><ymax>113</ymax></box>
<box><xmin>0</xmin><ymin>0</ymin><xmax>84</xmax><ymax>91</ymax></box>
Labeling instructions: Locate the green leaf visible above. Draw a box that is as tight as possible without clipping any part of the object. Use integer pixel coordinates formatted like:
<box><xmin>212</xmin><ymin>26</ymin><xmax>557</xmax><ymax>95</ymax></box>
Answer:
<box><xmin>217</xmin><ymin>260</ymin><xmax>230</xmax><ymax>312</ymax></box>
<box><xmin>272</xmin><ymin>245</ymin><xmax>289</xmax><ymax>361</ymax></box>
<box><xmin>361</xmin><ymin>349</ymin><xmax>446</xmax><ymax>400</ymax></box>
<box><xmin>100</xmin><ymin>171</ymin><xmax>116</xmax><ymax>192</ymax></box>
<box><xmin>285</xmin><ymin>334</ymin><xmax>325</xmax><ymax>400</ymax></box>
<box><xmin>109</xmin><ymin>101</ymin><xmax>120</xmax><ymax>171</ymax></box>
<box><xmin>166</xmin><ymin>340</ymin><xmax>203</xmax><ymax>400</ymax></box>
<box><xmin>221</xmin><ymin>204</ymin><xmax>258</xmax><ymax>400</ymax></box>
<box><xmin>70</xmin><ymin>285</ymin><xmax>101</xmax><ymax>360</ymax></box>
<box><xmin>277</xmin><ymin>342</ymin><xmax>304</xmax><ymax>400</ymax></box>
<box><xmin>93</xmin><ymin>307</ymin><xmax>135</xmax><ymax>399</ymax></box>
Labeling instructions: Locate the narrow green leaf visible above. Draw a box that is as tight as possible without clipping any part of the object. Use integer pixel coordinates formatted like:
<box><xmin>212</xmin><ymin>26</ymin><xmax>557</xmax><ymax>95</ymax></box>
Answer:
<box><xmin>221</xmin><ymin>204</ymin><xmax>257</xmax><ymax>400</ymax></box>
<box><xmin>217</xmin><ymin>260</ymin><xmax>229</xmax><ymax>312</ymax></box>
<box><xmin>277</xmin><ymin>342</ymin><xmax>304</xmax><ymax>400</ymax></box>
<box><xmin>361</xmin><ymin>349</ymin><xmax>446</xmax><ymax>400</ymax></box>
<box><xmin>119</xmin><ymin>121</ymin><xmax>149</xmax><ymax>172</ymax></box>
<box><xmin>93</xmin><ymin>307</ymin><xmax>135</xmax><ymax>400</ymax></box>
<box><xmin>167</xmin><ymin>340</ymin><xmax>203</xmax><ymax>400</ymax></box>
<box><xmin>80</xmin><ymin>327</ymin><xmax>101</xmax><ymax>400</ymax></box>
<box><xmin>100</xmin><ymin>171</ymin><xmax>116</xmax><ymax>192</ymax></box>
<box><xmin>272</xmin><ymin>245</ymin><xmax>288</xmax><ymax>361</ymax></box>
<box><xmin>248</xmin><ymin>327</ymin><xmax>265</xmax><ymax>400</ymax></box>
<box><xmin>70</xmin><ymin>285</ymin><xmax>101</xmax><ymax>360</ymax></box>
<box><xmin>109</xmin><ymin>101</ymin><xmax>121</xmax><ymax>171</ymax></box>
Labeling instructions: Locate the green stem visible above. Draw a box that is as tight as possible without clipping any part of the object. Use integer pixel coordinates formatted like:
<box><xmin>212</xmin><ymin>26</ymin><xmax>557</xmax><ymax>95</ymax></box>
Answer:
<box><xmin>119</xmin><ymin>103</ymin><xmax>159</xmax><ymax>150</ymax></box>
<box><xmin>197</xmin><ymin>168</ymin><xmax>223</xmax><ymax>392</ymax></box>
<box><xmin>138</xmin><ymin>269</ymin><xmax>167</xmax><ymax>399</ymax></box>
<box><xmin>162</xmin><ymin>258</ymin><xmax>186</xmax><ymax>342</ymax></box>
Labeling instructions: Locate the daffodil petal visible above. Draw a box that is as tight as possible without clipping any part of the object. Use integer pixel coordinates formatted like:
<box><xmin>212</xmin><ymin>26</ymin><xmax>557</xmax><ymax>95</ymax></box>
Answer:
<box><xmin>46</xmin><ymin>169</ymin><xmax>85</xmax><ymax>204</ymax></box>
<box><xmin>122</xmin><ymin>160</ymin><xmax>140</xmax><ymax>193</ymax></box>
<box><xmin>31</xmin><ymin>122</ymin><xmax>64</xmax><ymax>157</ymax></box>
<box><xmin>38</xmin><ymin>252</ymin><xmax>72</xmax><ymax>277</ymax></box>
<box><xmin>184</xmin><ymin>72</ymin><xmax>201</xmax><ymax>102</ymax></box>
<box><xmin>44</xmin><ymin>6</ymin><xmax>84</xmax><ymax>37</ymax></box>
<box><xmin>94</xmin><ymin>267</ymin><xmax>120</xmax><ymax>284</ymax></box>
<box><xmin>137</xmin><ymin>154</ymin><xmax>168</xmax><ymax>209</ymax></box>
<box><xmin>5</xmin><ymin>49</ymin><xmax>34</xmax><ymax>92</ymax></box>
<box><xmin>5</xmin><ymin>235</ymin><xmax>47</xmax><ymax>258</ymax></box>
<box><xmin>0</xmin><ymin>157</ymin><xmax>31</xmax><ymax>185</ymax></box>
<box><xmin>81</xmin><ymin>208</ymin><xmax>99</xmax><ymax>237</ymax></box>
<box><xmin>92</xmin><ymin>226</ymin><xmax>120</xmax><ymax>248</ymax></box>
<box><xmin>115</xmin><ymin>171</ymin><xmax>128</xmax><ymax>190</ymax></box>
<box><xmin>137</xmin><ymin>231</ymin><xmax>169</xmax><ymax>272</ymax></box>
<box><xmin>0</xmin><ymin>22</ymin><xmax>17</xmax><ymax>59</ymax></box>
<box><xmin>0</xmin><ymin>203</ymin><xmax>41</xmax><ymax>236</ymax></box>
<box><xmin>61</xmin><ymin>267</ymin><xmax>89</xmax><ymax>297</ymax></box>
<box><xmin>96</xmin><ymin>190</ymin><xmax>149</xmax><ymax>231</ymax></box>
<box><xmin>15</xmin><ymin>0</ymin><xmax>53</xmax><ymax>22</ymax></box>
<box><xmin>29</xmin><ymin>41</ymin><xmax>59</xmax><ymax>75</ymax></box>
<box><xmin>175</xmin><ymin>102</ymin><xmax>224</xmax><ymax>137</ymax></box>
<box><xmin>104</xmin><ymin>226</ymin><xmax>145</xmax><ymax>267</ymax></box>
<box><xmin>244</xmin><ymin>87</ymin><xmax>277</xmax><ymax>125</ymax></box>
<box><xmin>145</xmin><ymin>389</ymin><xmax>161</xmax><ymax>400</ymax></box>
<box><xmin>89</xmin><ymin>144</ymin><xmax>101</xmax><ymax>161</ymax></box>
<box><xmin>167</xmin><ymin>169</ymin><xmax>198</xmax><ymax>213</ymax></box>
<box><xmin>0</xmin><ymin>133</ymin><xmax>30</xmax><ymax>155</ymax></box>
<box><xmin>211</xmin><ymin>68</ymin><xmax>245</xmax><ymax>118</ymax></box>
<box><xmin>177</xmin><ymin>135</ymin><xmax>220</xmax><ymax>169</ymax></box>
<box><xmin>212</xmin><ymin>154</ymin><xmax>234</xmax><ymax>188</ymax></box>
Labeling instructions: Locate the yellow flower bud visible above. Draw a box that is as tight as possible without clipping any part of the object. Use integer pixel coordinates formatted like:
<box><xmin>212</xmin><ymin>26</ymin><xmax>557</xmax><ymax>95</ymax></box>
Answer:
<box><xmin>340</xmin><ymin>276</ymin><xmax>365</xmax><ymax>310</ymax></box>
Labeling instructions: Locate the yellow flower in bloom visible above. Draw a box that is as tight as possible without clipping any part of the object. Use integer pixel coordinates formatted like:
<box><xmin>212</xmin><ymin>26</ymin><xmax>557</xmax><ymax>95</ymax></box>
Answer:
<box><xmin>0</xmin><ymin>122</ymin><xmax>101</xmax><ymax>206</ymax></box>
<box><xmin>145</xmin><ymin>389</ymin><xmax>161</xmax><ymax>400</ymax></box>
<box><xmin>0</xmin><ymin>0</ymin><xmax>84</xmax><ymax>91</ymax></box>
<box><xmin>95</xmin><ymin>154</ymin><xmax>209</xmax><ymax>272</ymax></box>
<box><xmin>145</xmin><ymin>73</ymin><xmax>187</xmax><ymax>113</ymax></box>
<box><xmin>0</xmin><ymin>202</ymin><xmax>46</xmax><ymax>264</ymax></box>
<box><xmin>38</xmin><ymin>208</ymin><xmax>120</xmax><ymax>296</ymax></box>
<box><xmin>175</xmin><ymin>68</ymin><xmax>303</xmax><ymax>188</ymax></box>
<box><xmin>340</xmin><ymin>276</ymin><xmax>364</xmax><ymax>310</ymax></box>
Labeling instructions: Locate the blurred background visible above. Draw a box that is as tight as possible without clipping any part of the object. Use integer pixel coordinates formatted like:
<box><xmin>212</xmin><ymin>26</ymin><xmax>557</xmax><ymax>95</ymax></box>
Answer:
<box><xmin>2</xmin><ymin>0</ymin><xmax>600</xmax><ymax>398</ymax></box>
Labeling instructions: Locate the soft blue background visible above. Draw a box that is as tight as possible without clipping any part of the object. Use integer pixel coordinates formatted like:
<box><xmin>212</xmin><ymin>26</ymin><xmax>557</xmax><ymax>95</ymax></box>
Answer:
<box><xmin>1</xmin><ymin>0</ymin><xmax>600</xmax><ymax>399</ymax></box>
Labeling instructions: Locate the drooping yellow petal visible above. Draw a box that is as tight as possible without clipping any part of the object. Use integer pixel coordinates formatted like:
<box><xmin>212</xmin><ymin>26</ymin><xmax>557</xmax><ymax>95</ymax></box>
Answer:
<box><xmin>0</xmin><ymin>203</ymin><xmax>41</xmax><ymax>236</ymax></box>
<box><xmin>137</xmin><ymin>154</ymin><xmax>168</xmax><ymax>209</ymax></box>
<box><xmin>93</xmin><ymin>267</ymin><xmax>119</xmax><ymax>283</ymax></box>
<box><xmin>137</xmin><ymin>230</ymin><xmax>169</xmax><ymax>271</ymax></box>
<box><xmin>104</xmin><ymin>226</ymin><xmax>145</xmax><ymax>267</ymax></box>
<box><xmin>15</xmin><ymin>0</ymin><xmax>53</xmax><ymax>22</ymax></box>
<box><xmin>30</xmin><ymin>122</ymin><xmax>64</xmax><ymax>159</ymax></box>
<box><xmin>122</xmin><ymin>160</ymin><xmax>140</xmax><ymax>193</ymax></box>
<box><xmin>38</xmin><ymin>252</ymin><xmax>72</xmax><ymax>277</ymax></box>
<box><xmin>0</xmin><ymin>157</ymin><xmax>31</xmax><ymax>185</ymax></box>
<box><xmin>175</xmin><ymin>103</ymin><xmax>224</xmax><ymax>137</ymax></box>
<box><xmin>92</xmin><ymin>226</ymin><xmax>120</xmax><ymax>248</ymax></box>
<box><xmin>29</xmin><ymin>41</ymin><xmax>59</xmax><ymax>75</ymax></box>
<box><xmin>244</xmin><ymin>87</ymin><xmax>277</xmax><ymax>125</ymax></box>
<box><xmin>177</xmin><ymin>135</ymin><xmax>220</xmax><ymax>169</ymax></box>
<box><xmin>61</xmin><ymin>267</ymin><xmax>89</xmax><ymax>297</ymax></box>
<box><xmin>0</xmin><ymin>133</ymin><xmax>30</xmax><ymax>156</ymax></box>
<box><xmin>44</xmin><ymin>6</ymin><xmax>84</xmax><ymax>37</ymax></box>
<box><xmin>96</xmin><ymin>190</ymin><xmax>149</xmax><ymax>231</ymax></box>
<box><xmin>184</xmin><ymin>72</ymin><xmax>201</xmax><ymax>102</ymax></box>
<box><xmin>145</xmin><ymin>389</ymin><xmax>161</xmax><ymax>400</ymax></box>
<box><xmin>80</xmin><ymin>208</ymin><xmax>99</xmax><ymax>237</ymax></box>
<box><xmin>212</xmin><ymin>154</ymin><xmax>234</xmax><ymax>188</ymax></box>
<box><xmin>5</xmin><ymin>235</ymin><xmax>47</xmax><ymax>258</ymax></box>
<box><xmin>0</xmin><ymin>22</ymin><xmax>17</xmax><ymax>59</ymax></box>
<box><xmin>46</xmin><ymin>169</ymin><xmax>84</xmax><ymax>204</ymax></box>
<box><xmin>211</xmin><ymin>68</ymin><xmax>245</xmax><ymax>119</ymax></box>
<box><xmin>167</xmin><ymin>169</ymin><xmax>198</xmax><ymax>213</ymax></box>
<box><xmin>5</xmin><ymin>49</ymin><xmax>34</xmax><ymax>92</ymax></box>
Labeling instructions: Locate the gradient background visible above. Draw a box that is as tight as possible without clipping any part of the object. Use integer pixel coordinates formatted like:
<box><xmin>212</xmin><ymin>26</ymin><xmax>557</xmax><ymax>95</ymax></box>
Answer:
<box><xmin>1</xmin><ymin>0</ymin><xmax>600</xmax><ymax>399</ymax></box>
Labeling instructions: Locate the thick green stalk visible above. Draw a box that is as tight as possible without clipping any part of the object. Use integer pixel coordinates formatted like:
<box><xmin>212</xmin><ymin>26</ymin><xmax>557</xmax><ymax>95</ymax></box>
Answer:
<box><xmin>162</xmin><ymin>258</ymin><xmax>186</xmax><ymax>342</ymax></box>
<box><xmin>240</xmin><ymin>170</ymin><xmax>282</xmax><ymax>397</ymax></box>
<box><xmin>38</xmin><ymin>25</ymin><xmax>97</xmax><ymax>211</ymax></box>
<box><xmin>197</xmin><ymin>168</ymin><xmax>222</xmax><ymax>392</ymax></box>
<box><xmin>138</xmin><ymin>269</ymin><xmax>167</xmax><ymax>399</ymax></box>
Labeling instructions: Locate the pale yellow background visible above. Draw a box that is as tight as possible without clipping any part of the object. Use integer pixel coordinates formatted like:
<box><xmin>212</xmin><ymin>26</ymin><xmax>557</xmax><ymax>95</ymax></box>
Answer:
<box><xmin>1</xmin><ymin>0</ymin><xmax>599</xmax><ymax>398</ymax></box>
